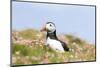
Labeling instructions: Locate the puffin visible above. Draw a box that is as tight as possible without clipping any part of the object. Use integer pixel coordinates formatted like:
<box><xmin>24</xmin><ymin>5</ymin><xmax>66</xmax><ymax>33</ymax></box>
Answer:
<box><xmin>40</xmin><ymin>22</ymin><xmax>69</xmax><ymax>52</ymax></box>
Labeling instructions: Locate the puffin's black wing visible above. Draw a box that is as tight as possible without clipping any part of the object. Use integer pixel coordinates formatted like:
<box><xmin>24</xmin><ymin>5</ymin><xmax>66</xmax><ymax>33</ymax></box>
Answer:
<box><xmin>60</xmin><ymin>41</ymin><xmax>69</xmax><ymax>51</ymax></box>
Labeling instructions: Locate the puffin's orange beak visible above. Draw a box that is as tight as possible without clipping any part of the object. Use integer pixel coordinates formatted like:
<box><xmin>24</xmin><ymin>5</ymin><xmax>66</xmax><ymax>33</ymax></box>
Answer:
<box><xmin>40</xmin><ymin>26</ymin><xmax>47</xmax><ymax>32</ymax></box>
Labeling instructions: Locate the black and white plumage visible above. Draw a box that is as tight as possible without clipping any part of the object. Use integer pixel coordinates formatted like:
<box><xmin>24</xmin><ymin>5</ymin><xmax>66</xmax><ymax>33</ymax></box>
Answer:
<box><xmin>40</xmin><ymin>22</ymin><xmax>69</xmax><ymax>52</ymax></box>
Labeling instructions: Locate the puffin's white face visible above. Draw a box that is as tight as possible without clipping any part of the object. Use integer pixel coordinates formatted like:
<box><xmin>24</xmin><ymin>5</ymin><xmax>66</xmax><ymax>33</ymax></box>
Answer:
<box><xmin>46</xmin><ymin>22</ymin><xmax>56</xmax><ymax>33</ymax></box>
<box><xmin>40</xmin><ymin>22</ymin><xmax>56</xmax><ymax>33</ymax></box>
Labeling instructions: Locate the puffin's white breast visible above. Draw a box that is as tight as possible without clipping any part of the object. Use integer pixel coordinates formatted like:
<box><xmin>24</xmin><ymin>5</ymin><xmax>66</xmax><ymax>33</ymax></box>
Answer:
<box><xmin>46</xmin><ymin>37</ymin><xmax>65</xmax><ymax>52</ymax></box>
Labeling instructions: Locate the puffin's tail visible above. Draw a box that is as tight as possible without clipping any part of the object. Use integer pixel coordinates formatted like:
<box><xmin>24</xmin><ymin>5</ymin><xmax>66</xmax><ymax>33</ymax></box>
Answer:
<box><xmin>60</xmin><ymin>41</ymin><xmax>69</xmax><ymax>51</ymax></box>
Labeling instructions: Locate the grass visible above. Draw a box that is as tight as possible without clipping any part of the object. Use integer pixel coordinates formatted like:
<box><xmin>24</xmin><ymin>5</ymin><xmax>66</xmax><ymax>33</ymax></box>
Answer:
<box><xmin>12</xmin><ymin>43</ymin><xmax>95</xmax><ymax>65</ymax></box>
<box><xmin>18</xmin><ymin>29</ymin><xmax>40</xmax><ymax>39</ymax></box>
<box><xmin>12</xmin><ymin>29</ymin><xmax>96</xmax><ymax>65</ymax></box>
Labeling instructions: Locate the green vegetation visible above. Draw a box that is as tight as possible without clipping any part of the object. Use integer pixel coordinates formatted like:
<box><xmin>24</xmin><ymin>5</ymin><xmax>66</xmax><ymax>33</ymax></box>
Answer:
<box><xmin>19</xmin><ymin>29</ymin><xmax>40</xmax><ymax>39</ymax></box>
<box><xmin>12</xmin><ymin>29</ymin><xmax>96</xmax><ymax>65</ymax></box>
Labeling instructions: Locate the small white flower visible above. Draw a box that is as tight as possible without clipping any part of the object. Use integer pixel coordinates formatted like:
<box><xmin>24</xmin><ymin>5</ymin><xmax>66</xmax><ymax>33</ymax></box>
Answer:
<box><xmin>70</xmin><ymin>55</ymin><xmax>74</xmax><ymax>58</ymax></box>
<box><xmin>15</xmin><ymin>51</ymin><xmax>20</xmax><ymax>55</ymax></box>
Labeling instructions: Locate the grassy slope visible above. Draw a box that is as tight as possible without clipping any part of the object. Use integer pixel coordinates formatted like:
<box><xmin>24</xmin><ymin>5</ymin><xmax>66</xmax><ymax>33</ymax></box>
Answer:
<box><xmin>12</xmin><ymin>29</ymin><xmax>95</xmax><ymax>65</ymax></box>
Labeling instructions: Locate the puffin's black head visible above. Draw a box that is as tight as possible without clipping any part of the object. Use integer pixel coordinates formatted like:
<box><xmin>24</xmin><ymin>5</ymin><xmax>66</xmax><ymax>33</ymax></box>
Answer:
<box><xmin>40</xmin><ymin>22</ymin><xmax>56</xmax><ymax>33</ymax></box>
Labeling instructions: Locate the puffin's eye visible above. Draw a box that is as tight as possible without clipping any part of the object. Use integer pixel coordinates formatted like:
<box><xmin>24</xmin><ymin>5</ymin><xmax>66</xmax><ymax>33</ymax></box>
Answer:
<box><xmin>50</xmin><ymin>24</ymin><xmax>52</xmax><ymax>26</ymax></box>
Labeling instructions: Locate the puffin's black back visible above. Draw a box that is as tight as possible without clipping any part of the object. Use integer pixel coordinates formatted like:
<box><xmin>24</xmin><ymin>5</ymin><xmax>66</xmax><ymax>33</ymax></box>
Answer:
<box><xmin>59</xmin><ymin>40</ymin><xmax>69</xmax><ymax>51</ymax></box>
